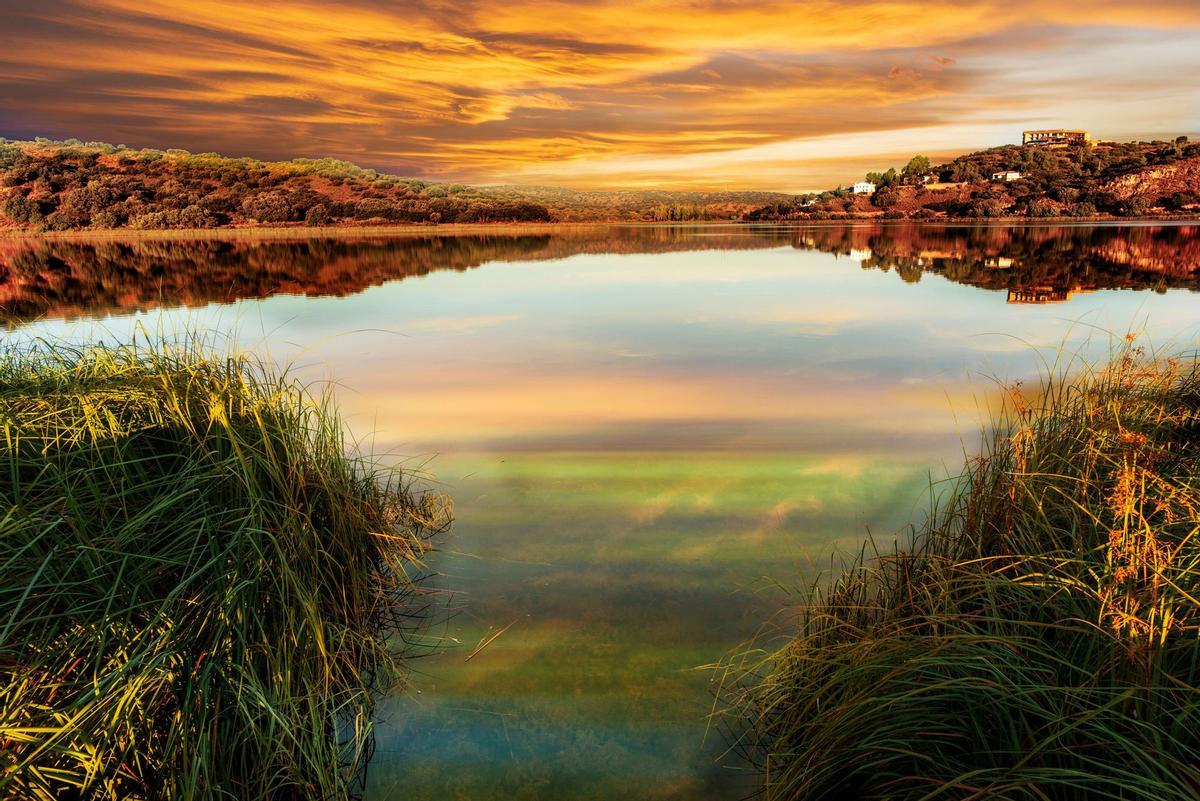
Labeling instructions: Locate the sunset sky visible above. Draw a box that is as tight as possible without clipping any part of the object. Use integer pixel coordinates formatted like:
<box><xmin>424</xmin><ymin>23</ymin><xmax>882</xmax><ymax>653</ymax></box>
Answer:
<box><xmin>2</xmin><ymin>0</ymin><xmax>1199</xmax><ymax>191</ymax></box>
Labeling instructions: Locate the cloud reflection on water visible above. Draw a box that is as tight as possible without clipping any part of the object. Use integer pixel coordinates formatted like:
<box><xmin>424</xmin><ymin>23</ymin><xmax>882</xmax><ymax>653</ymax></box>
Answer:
<box><xmin>6</xmin><ymin>224</ymin><xmax>1200</xmax><ymax>799</ymax></box>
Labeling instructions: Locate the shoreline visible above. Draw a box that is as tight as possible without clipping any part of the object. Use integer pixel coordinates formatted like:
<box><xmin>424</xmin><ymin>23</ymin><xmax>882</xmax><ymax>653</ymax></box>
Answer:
<box><xmin>2</xmin><ymin>215</ymin><xmax>1200</xmax><ymax>242</ymax></box>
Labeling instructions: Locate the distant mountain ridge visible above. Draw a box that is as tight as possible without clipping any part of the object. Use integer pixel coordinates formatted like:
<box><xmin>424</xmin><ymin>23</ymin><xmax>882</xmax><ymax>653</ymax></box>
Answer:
<box><xmin>0</xmin><ymin>137</ymin><xmax>790</xmax><ymax>231</ymax></box>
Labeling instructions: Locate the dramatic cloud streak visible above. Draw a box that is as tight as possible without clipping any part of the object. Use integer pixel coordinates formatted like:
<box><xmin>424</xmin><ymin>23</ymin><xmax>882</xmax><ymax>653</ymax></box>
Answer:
<box><xmin>0</xmin><ymin>0</ymin><xmax>1198</xmax><ymax>189</ymax></box>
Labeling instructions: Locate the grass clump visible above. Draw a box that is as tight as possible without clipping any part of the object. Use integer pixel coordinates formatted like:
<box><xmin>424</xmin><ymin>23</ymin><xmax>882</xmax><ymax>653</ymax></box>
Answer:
<box><xmin>723</xmin><ymin>342</ymin><xmax>1200</xmax><ymax>800</ymax></box>
<box><xmin>0</xmin><ymin>340</ymin><xmax>449</xmax><ymax>799</ymax></box>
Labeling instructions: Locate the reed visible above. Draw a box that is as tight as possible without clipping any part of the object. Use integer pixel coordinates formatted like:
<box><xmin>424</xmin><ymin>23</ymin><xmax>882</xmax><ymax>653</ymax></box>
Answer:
<box><xmin>722</xmin><ymin>341</ymin><xmax>1200</xmax><ymax>800</ymax></box>
<box><xmin>0</xmin><ymin>339</ymin><xmax>449</xmax><ymax>799</ymax></box>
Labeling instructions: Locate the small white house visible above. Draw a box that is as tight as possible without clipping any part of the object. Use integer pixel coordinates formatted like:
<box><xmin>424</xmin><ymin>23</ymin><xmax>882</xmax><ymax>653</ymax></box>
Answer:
<box><xmin>852</xmin><ymin>182</ymin><xmax>876</xmax><ymax>195</ymax></box>
<box><xmin>992</xmin><ymin>171</ymin><xmax>1022</xmax><ymax>182</ymax></box>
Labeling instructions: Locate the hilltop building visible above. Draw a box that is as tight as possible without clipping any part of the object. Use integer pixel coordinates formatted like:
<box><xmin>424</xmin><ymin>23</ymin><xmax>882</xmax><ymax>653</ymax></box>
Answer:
<box><xmin>1022</xmin><ymin>129</ymin><xmax>1089</xmax><ymax>147</ymax></box>
<box><xmin>852</xmin><ymin>181</ymin><xmax>876</xmax><ymax>195</ymax></box>
<box><xmin>992</xmin><ymin>171</ymin><xmax>1022</xmax><ymax>182</ymax></box>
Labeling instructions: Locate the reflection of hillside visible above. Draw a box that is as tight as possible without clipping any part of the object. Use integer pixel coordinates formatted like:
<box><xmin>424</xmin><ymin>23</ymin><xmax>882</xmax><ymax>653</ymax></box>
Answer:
<box><xmin>795</xmin><ymin>224</ymin><xmax>1200</xmax><ymax>300</ymax></box>
<box><xmin>0</xmin><ymin>227</ymin><xmax>793</xmax><ymax>322</ymax></box>
<box><xmin>2</xmin><ymin>224</ymin><xmax>1198</xmax><ymax>322</ymax></box>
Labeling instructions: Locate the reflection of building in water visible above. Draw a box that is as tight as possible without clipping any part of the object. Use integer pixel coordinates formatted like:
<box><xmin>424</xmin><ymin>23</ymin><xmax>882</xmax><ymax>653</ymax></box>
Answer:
<box><xmin>915</xmin><ymin>250</ymin><xmax>959</xmax><ymax>267</ymax></box>
<box><xmin>848</xmin><ymin>248</ymin><xmax>873</xmax><ymax>262</ymax></box>
<box><xmin>1006</xmin><ymin>286</ymin><xmax>1089</xmax><ymax>304</ymax></box>
<box><xmin>1022</xmin><ymin>129</ymin><xmax>1089</xmax><ymax>147</ymax></box>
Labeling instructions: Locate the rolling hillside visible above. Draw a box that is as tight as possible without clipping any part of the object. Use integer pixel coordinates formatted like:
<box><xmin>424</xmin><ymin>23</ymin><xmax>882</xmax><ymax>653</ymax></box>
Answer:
<box><xmin>0</xmin><ymin>138</ymin><xmax>789</xmax><ymax>231</ymax></box>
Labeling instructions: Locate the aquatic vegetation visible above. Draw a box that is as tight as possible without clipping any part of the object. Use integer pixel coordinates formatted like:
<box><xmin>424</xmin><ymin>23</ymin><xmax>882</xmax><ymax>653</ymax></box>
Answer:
<box><xmin>0</xmin><ymin>340</ymin><xmax>449</xmax><ymax>799</ymax></box>
<box><xmin>723</xmin><ymin>342</ymin><xmax>1200</xmax><ymax>800</ymax></box>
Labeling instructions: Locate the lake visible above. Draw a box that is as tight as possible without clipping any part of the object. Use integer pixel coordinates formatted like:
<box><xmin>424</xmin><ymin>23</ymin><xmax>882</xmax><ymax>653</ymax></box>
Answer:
<box><xmin>4</xmin><ymin>222</ymin><xmax>1200</xmax><ymax>800</ymax></box>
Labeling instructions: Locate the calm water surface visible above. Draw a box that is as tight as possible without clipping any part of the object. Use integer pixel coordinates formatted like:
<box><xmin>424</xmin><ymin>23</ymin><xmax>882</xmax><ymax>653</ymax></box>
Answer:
<box><xmin>4</xmin><ymin>223</ymin><xmax>1200</xmax><ymax>799</ymax></box>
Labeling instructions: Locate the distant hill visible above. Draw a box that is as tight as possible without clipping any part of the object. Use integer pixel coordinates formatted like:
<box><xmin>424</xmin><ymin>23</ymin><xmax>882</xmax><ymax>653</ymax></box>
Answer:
<box><xmin>0</xmin><ymin>138</ymin><xmax>790</xmax><ymax>231</ymax></box>
<box><xmin>748</xmin><ymin>136</ymin><xmax>1200</xmax><ymax>221</ymax></box>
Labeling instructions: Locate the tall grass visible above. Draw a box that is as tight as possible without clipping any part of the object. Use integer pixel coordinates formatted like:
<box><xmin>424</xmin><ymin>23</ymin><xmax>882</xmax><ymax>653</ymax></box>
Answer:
<box><xmin>0</xmin><ymin>340</ymin><xmax>450</xmax><ymax>799</ymax></box>
<box><xmin>722</xmin><ymin>342</ymin><xmax>1200</xmax><ymax>800</ymax></box>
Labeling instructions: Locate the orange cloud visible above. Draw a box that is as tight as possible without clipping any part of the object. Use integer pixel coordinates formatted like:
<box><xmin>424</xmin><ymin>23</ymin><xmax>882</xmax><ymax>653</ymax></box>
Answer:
<box><xmin>0</xmin><ymin>0</ymin><xmax>1197</xmax><ymax>189</ymax></box>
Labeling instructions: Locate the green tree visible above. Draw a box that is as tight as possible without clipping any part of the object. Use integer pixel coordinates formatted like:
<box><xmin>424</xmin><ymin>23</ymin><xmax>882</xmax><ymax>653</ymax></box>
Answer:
<box><xmin>950</xmin><ymin>161</ymin><xmax>983</xmax><ymax>182</ymax></box>
<box><xmin>903</xmin><ymin>155</ymin><xmax>931</xmax><ymax>179</ymax></box>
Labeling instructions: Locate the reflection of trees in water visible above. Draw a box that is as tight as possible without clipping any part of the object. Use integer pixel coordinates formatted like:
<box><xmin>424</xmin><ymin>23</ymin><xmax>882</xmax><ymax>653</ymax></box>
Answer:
<box><xmin>0</xmin><ymin>227</ymin><xmax>793</xmax><ymax>322</ymax></box>
<box><xmin>1</xmin><ymin>224</ymin><xmax>1198</xmax><ymax>322</ymax></box>
<box><xmin>796</xmin><ymin>224</ymin><xmax>1200</xmax><ymax>300</ymax></box>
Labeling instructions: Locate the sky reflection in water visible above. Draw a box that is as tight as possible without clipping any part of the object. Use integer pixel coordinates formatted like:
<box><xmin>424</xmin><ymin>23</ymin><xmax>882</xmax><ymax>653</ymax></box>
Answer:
<box><xmin>5</xmin><ymin>224</ymin><xmax>1200</xmax><ymax>799</ymax></box>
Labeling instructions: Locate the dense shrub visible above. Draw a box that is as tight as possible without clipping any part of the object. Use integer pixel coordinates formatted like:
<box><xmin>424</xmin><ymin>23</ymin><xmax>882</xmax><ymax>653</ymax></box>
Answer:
<box><xmin>128</xmin><ymin>211</ymin><xmax>173</xmax><ymax>229</ymax></box>
<box><xmin>353</xmin><ymin>197</ymin><xmax>398</xmax><ymax>220</ymax></box>
<box><xmin>304</xmin><ymin>203</ymin><xmax>330</xmax><ymax>225</ymax></box>
<box><xmin>241</xmin><ymin>191</ymin><xmax>294</xmax><ymax>223</ymax></box>
<box><xmin>90</xmin><ymin>210</ymin><xmax>119</xmax><ymax>228</ymax></box>
<box><xmin>1025</xmin><ymin>199</ymin><xmax>1059</xmax><ymax>217</ymax></box>
<box><xmin>1124</xmin><ymin>196</ymin><xmax>1152</xmax><ymax>216</ymax></box>
<box><xmin>0</xmin><ymin>194</ymin><xmax>41</xmax><ymax>224</ymax></box>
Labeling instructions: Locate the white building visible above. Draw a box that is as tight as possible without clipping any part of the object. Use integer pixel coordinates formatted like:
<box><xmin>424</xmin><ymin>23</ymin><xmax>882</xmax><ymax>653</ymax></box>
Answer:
<box><xmin>852</xmin><ymin>182</ymin><xmax>876</xmax><ymax>194</ymax></box>
<box><xmin>992</xmin><ymin>171</ymin><xmax>1022</xmax><ymax>182</ymax></box>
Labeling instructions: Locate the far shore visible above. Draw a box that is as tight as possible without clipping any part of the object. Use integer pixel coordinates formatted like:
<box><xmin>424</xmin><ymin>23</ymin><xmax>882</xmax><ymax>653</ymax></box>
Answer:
<box><xmin>3</xmin><ymin>215</ymin><xmax>1200</xmax><ymax>242</ymax></box>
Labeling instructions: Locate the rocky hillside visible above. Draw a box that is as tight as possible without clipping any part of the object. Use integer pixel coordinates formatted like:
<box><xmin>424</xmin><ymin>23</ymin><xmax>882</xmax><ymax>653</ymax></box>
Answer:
<box><xmin>1103</xmin><ymin>158</ymin><xmax>1200</xmax><ymax>203</ymax></box>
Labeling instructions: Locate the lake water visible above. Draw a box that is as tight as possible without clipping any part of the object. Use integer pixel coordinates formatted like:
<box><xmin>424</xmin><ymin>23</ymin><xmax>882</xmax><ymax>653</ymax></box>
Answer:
<box><xmin>4</xmin><ymin>222</ymin><xmax>1200</xmax><ymax>799</ymax></box>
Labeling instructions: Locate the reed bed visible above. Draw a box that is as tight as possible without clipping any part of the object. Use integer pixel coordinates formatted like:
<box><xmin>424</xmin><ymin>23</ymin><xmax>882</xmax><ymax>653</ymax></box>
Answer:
<box><xmin>0</xmin><ymin>340</ymin><xmax>449</xmax><ymax>800</ymax></box>
<box><xmin>722</xmin><ymin>342</ymin><xmax>1200</xmax><ymax>800</ymax></box>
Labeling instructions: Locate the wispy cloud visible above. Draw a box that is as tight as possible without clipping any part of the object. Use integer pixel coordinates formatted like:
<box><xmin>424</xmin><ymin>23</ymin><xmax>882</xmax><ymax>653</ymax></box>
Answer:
<box><xmin>1</xmin><ymin>0</ymin><xmax>1197</xmax><ymax>188</ymax></box>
